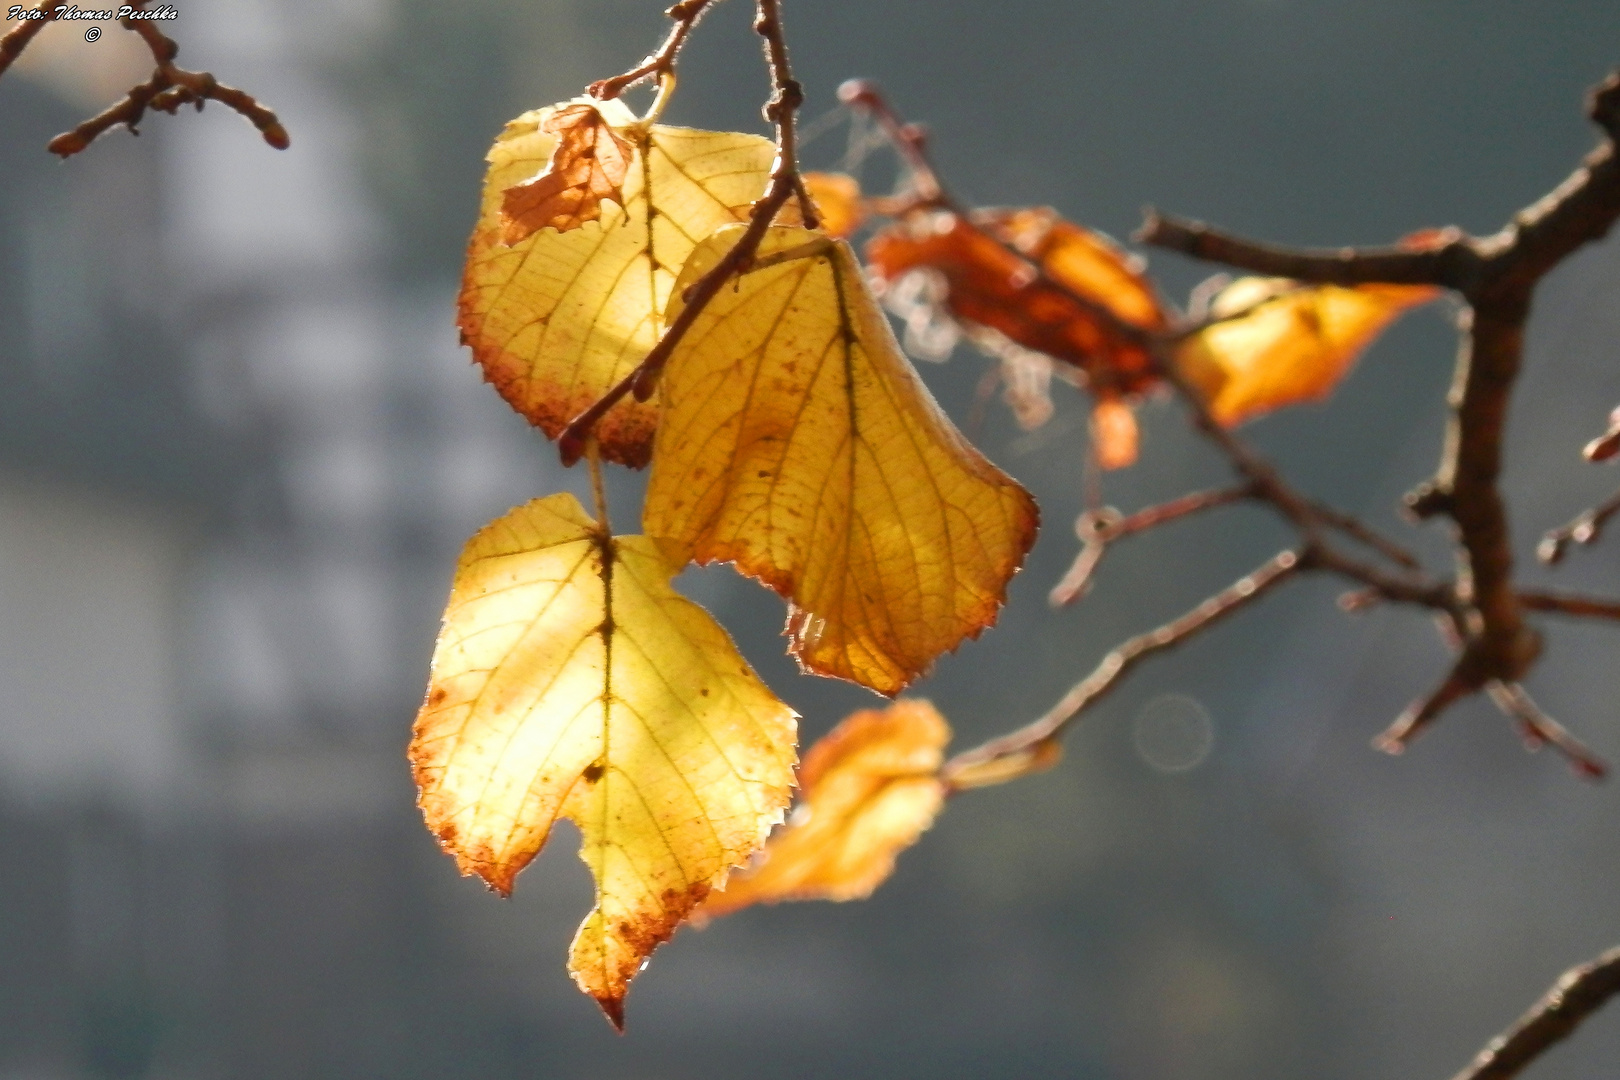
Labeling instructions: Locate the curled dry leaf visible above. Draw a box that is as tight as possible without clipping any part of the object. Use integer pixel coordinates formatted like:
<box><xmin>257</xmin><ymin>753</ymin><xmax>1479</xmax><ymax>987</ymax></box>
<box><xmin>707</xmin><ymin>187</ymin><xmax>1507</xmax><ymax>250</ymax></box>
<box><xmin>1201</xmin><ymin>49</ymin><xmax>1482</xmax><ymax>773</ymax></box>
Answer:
<box><xmin>501</xmin><ymin>102</ymin><xmax>635</xmax><ymax>243</ymax></box>
<box><xmin>867</xmin><ymin>206</ymin><xmax>1167</xmax><ymax>394</ymax></box>
<box><xmin>459</xmin><ymin>99</ymin><xmax>777</xmax><ymax>466</ymax></box>
<box><xmin>801</xmin><ymin>171</ymin><xmax>866</xmax><ymax>239</ymax></box>
<box><xmin>410</xmin><ymin>493</ymin><xmax>797</xmax><ymax>1028</ymax></box>
<box><xmin>1176</xmin><ymin>277</ymin><xmax>1438</xmax><ymax>427</ymax></box>
<box><xmin>701</xmin><ymin>699</ymin><xmax>950</xmax><ymax>918</ymax></box>
<box><xmin>643</xmin><ymin>225</ymin><xmax>1039</xmax><ymax>696</ymax></box>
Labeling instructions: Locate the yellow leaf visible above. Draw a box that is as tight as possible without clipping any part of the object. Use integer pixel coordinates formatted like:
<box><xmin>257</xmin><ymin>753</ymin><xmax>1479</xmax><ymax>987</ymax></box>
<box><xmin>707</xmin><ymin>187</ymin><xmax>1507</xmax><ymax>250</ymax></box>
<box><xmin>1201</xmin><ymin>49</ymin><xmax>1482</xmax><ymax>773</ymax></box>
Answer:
<box><xmin>701</xmin><ymin>699</ymin><xmax>949</xmax><ymax>918</ymax></box>
<box><xmin>1176</xmin><ymin>277</ymin><xmax>1437</xmax><ymax>427</ymax></box>
<box><xmin>643</xmin><ymin>225</ymin><xmax>1040</xmax><ymax>696</ymax></box>
<box><xmin>501</xmin><ymin>102</ymin><xmax>636</xmax><ymax>243</ymax></box>
<box><xmin>459</xmin><ymin>101</ymin><xmax>777</xmax><ymax>466</ymax></box>
<box><xmin>801</xmin><ymin>171</ymin><xmax>865</xmax><ymax>239</ymax></box>
<box><xmin>410</xmin><ymin>493</ymin><xmax>797</xmax><ymax>1028</ymax></box>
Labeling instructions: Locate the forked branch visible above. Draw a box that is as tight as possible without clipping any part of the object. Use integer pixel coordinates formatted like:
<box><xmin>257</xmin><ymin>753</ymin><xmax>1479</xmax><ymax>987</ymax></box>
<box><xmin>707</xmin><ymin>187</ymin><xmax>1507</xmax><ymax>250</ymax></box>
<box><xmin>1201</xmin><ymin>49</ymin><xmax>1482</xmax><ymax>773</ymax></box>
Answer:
<box><xmin>0</xmin><ymin>1</ymin><xmax>288</xmax><ymax>156</ymax></box>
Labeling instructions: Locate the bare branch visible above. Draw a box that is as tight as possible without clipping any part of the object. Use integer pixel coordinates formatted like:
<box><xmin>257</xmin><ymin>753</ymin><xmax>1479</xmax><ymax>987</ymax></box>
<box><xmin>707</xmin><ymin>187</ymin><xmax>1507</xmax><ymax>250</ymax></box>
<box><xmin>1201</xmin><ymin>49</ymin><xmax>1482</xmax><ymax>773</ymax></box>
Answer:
<box><xmin>1050</xmin><ymin>486</ymin><xmax>1255</xmax><ymax>607</ymax></box>
<box><xmin>1486</xmin><ymin>682</ymin><xmax>1606</xmax><ymax>780</ymax></box>
<box><xmin>1539</xmin><ymin>487</ymin><xmax>1620</xmax><ymax>564</ymax></box>
<box><xmin>1137</xmin><ymin>210</ymin><xmax>1476</xmax><ymax>288</ymax></box>
<box><xmin>589</xmin><ymin>0</ymin><xmax>722</xmax><ymax>100</ymax></box>
<box><xmin>943</xmin><ymin>550</ymin><xmax>1302</xmax><ymax>786</ymax></box>
<box><xmin>1449</xmin><ymin>945</ymin><xmax>1620</xmax><ymax>1080</ymax></box>
<box><xmin>4</xmin><ymin>2</ymin><xmax>289</xmax><ymax>157</ymax></box>
<box><xmin>1518</xmin><ymin>590</ymin><xmax>1620</xmax><ymax>621</ymax></box>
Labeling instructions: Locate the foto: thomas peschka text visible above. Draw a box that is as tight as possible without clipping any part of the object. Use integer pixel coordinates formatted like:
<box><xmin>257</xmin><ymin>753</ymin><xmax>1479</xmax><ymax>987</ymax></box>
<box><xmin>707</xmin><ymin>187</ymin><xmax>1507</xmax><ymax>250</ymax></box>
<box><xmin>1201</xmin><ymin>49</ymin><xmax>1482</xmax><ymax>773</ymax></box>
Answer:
<box><xmin>5</xmin><ymin>5</ymin><xmax>178</xmax><ymax>19</ymax></box>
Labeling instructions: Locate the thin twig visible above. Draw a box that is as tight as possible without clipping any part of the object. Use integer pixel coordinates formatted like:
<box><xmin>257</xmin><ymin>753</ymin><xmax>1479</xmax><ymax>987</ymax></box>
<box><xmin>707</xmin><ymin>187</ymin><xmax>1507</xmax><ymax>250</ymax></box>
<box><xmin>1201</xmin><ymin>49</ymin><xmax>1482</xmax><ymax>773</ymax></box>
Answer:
<box><xmin>1486</xmin><ymin>681</ymin><xmax>1606</xmax><ymax>779</ymax></box>
<box><xmin>1050</xmin><ymin>485</ymin><xmax>1255</xmax><ymax>607</ymax></box>
<box><xmin>1539</xmin><ymin>487</ymin><xmax>1620</xmax><ymax>564</ymax></box>
<box><xmin>1518</xmin><ymin>590</ymin><xmax>1620</xmax><ymax>621</ymax></box>
<box><xmin>943</xmin><ymin>550</ymin><xmax>1303</xmax><ymax>785</ymax></box>
<box><xmin>559</xmin><ymin>0</ymin><xmax>814</xmax><ymax>464</ymax></box>
<box><xmin>10</xmin><ymin>1</ymin><xmax>289</xmax><ymax>157</ymax></box>
<box><xmin>589</xmin><ymin>0</ymin><xmax>721</xmax><ymax>100</ymax></box>
<box><xmin>1449</xmin><ymin>945</ymin><xmax>1620</xmax><ymax>1080</ymax></box>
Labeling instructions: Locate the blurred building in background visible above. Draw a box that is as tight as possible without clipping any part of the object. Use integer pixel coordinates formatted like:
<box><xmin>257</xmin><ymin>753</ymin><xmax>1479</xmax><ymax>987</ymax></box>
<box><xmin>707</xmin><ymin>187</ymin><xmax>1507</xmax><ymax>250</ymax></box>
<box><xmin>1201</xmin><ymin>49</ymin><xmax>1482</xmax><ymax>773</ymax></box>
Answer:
<box><xmin>2</xmin><ymin>2</ymin><xmax>1620</xmax><ymax>1078</ymax></box>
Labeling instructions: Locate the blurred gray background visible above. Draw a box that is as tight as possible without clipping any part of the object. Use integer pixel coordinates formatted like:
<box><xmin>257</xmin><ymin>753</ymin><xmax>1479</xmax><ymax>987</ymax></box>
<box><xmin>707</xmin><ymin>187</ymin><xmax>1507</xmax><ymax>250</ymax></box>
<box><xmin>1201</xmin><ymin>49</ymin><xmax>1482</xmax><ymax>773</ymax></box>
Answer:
<box><xmin>2</xmin><ymin>1</ymin><xmax>1620</xmax><ymax>1077</ymax></box>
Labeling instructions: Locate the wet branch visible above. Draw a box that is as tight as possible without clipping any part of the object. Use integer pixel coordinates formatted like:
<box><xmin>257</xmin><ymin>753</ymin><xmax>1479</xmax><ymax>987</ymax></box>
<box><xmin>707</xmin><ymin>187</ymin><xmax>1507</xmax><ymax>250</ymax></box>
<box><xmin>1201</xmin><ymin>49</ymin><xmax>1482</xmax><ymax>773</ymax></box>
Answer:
<box><xmin>1538</xmin><ymin>486</ymin><xmax>1620</xmax><ymax>565</ymax></box>
<box><xmin>588</xmin><ymin>0</ymin><xmax>722</xmax><ymax>100</ymax></box>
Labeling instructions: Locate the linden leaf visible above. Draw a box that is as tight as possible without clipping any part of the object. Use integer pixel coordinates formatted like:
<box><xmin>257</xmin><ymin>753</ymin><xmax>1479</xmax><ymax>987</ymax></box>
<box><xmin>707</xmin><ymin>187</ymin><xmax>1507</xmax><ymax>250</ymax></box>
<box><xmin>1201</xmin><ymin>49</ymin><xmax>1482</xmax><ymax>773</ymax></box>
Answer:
<box><xmin>1176</xmin><ymin>277</ymin><xmax>1439</xmax><ymax>427</ymax></box>
<box><xmin>643</xmin><ymin>225</ymin><xmax>1039</xmax><ymax>696</ymax></box>
<box><xmin>410</xmin><ymin>493</ymin><xmax>797</xmax><ymax>1029</ymax></box>
<box><xmin>701</xmin><ymin>699</ymin><xmax>949</xmax><ymax>918</ymax></box>
<box><xmin>459</xmin><ymin>100</ymin><xmax>777</xmax><ymax>466</ymax></box>
<box><xmin>801</xmin><ymin>171</ymin><xmax>866</xmax><ymax>239</ymax></box>
<box><xmin>501</xmin><ymin>102</ymin><xmax>635</xmax><ymax>242</ymax></box>
<box><xmin>867</xmin><ymin>206</ymin><xmax>1167</xmax><ymax>394</ymax></box>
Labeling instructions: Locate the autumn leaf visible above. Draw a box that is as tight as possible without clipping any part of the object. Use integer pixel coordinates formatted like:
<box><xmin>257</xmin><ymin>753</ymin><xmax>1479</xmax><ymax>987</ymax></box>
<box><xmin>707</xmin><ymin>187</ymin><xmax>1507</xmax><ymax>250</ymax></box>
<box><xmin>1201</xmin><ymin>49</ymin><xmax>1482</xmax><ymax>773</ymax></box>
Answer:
<box><xmin>867</xmin><ymin>206</ymin><xmax>1167</xmax><ymax>394</ymax></box>
<box><xmin>459</xmin><ymin>100</ymin><xmax>778</xmax><ymax>466</ymax></box>
<box><xmin>410</xmin><ymin>493</ymin><xmax>798</xmax><ymax>1028</ymax></box>
<box><xmin>1175</xmin><ymin>277</ymin><xmax>1438</xmax><ymax>427</ymax></box>
<box><xmin>643</xmin><ymin>225</ymin><xmax>1039</xmax><ymax>696</ymax></box>
<box><xmin>802</xmin><ymin>171</ymin><xmax>866</xmax><ymax>239</ymax></box>
<box><xmin>1090</xmin><ymin>395</ymin><xmax>1139</xmax><ymax>470</ymax></box>
<box><xmin>501</xmin><ymin>102</ymin><xmax>635</xmax><ymax>243</ymax></box>
<box><xmin>701</xmin><ymin>699</ymin><xmax>949</xmax><ymax>918</ymax></box>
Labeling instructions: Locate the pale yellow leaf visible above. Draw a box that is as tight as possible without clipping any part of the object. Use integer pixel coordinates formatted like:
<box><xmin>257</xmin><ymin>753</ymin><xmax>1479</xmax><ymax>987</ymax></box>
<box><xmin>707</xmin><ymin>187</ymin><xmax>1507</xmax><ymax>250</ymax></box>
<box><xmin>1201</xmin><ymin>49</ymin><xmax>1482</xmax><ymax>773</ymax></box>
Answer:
<box><xmin>1176</xmin><ymin>277</ymin><xmax>1438</xmax><ymax>427</ymax></box>
<box><xmin>643</xmin><ymin>225</ymin><xmax>1040</xmax><ymax>696</ymax></box>
<box><xmin>459</xmin><ymin>101</ymin><xmax>777</xmax><ymax>466</ymax></box>
<box><xmin>701</xmin><ymin>699</ymin><xmax>949</xmax><ymax>918</ymax></box>
<box><xmin>410</xmin><ymin>493</ymin><xmax>797</xmax><ymax>1028</ymax></box>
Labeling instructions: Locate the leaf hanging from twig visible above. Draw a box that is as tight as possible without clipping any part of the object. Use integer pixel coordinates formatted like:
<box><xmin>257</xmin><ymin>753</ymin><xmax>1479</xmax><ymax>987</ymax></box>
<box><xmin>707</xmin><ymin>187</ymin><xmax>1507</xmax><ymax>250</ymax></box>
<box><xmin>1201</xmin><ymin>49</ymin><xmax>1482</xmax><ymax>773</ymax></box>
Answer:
<box><xmin>643</xmin><ymin>225</ymin><xmax>1039</xmax><ymax>696</ymax></box>
<box><xmin>410</xmin><ymin>493</ymin><xmax>798</xmax><ymax>1028</ymax></box>
<box><xmin>1175</xmin><ymin>277</ymin><xmax>1438</xmax><ymax>427</ymax></box>
<box><xmin>460</xmin><ymin>99</ymin><xmax>778</xmax><ymax>466</ymax></box>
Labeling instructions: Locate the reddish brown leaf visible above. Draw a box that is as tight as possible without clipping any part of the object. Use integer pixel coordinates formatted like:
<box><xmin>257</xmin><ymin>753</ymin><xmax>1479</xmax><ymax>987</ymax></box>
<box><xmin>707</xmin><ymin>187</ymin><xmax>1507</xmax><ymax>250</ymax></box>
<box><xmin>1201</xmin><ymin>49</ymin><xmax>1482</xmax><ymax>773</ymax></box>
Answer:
<box><xmin>867</xmin><ymin>207</ymin><xmax>1168</xmax><ymax>395</ymax></box>
<box><xmin>501</xmin><ymin>103</ymin><xmax>635</xmax><ymax>243</ymax></box>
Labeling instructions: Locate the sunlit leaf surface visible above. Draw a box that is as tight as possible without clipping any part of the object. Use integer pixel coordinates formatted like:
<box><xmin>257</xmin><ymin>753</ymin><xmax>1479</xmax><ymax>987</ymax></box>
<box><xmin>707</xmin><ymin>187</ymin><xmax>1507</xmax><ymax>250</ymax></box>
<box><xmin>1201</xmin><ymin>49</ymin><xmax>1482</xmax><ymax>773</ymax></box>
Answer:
<box><xmin>643</xmin><ymin>225</ymin><xmax>1039</xmax><ymax>696</ymax></box>
<box><xmin>1176</xmin><ymin>277</ymin><xmax>1438</xmax><ymax>427</ymax></box>
<box><xmin>411</xmin><ymin>493</ymin><xmax>797</xmax><ymax>1027</ymax></box>
<box><xmin>702</xmin><ymin>699</ymin><xmax>949</xmax><ymax>917</ymax></box>
<box><xmin>460</xmin><ymin>100</ymin><xmax>776</xmax><ymax>465</ymax></box>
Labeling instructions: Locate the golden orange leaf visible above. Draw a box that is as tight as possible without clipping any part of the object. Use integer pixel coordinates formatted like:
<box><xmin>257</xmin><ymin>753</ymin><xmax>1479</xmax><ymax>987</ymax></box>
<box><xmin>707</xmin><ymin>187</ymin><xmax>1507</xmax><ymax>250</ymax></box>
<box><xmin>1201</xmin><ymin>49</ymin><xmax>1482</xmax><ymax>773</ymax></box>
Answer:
<box><xmin>867</xmin><ymin>206</ymin><xmax>1167</xmax><ymax>394</ymax></box>
<box><xmin>643</xmin><ymin>225</ymin><xmax>1040</xmax><ymax>696</ymax></box>
<box><xmin>802</xmin><ymin>171</ymin><xmax>866</xmax><ymax>239</ymax></box>
<box><xmin>1090</xmin><ymin>395</ymin><xmax>1140</xmax><ymax>470</ymax></box>
<box><xmin>501</xmin><ymin>102</ymin><xmax>635</xmax><ymax>243</ymax></box>
<box><xmin>1176</xmin><ymin>277</ymin><xmax>1438</xmax><ymax>427</ymax></box>
<box><xmin>701</xmin><ymin>699</ymin><xmax>949</xmax><ymax>918</ymax></box>
<box><xmin>410</xmin><ymin>493</ymin><xmax>797</xmax><ymax>1028</ymax></box>
<box><xmin>459</xmin><ymin>100</ymin><xmax>777</xmax><ymax>466</ymax></box>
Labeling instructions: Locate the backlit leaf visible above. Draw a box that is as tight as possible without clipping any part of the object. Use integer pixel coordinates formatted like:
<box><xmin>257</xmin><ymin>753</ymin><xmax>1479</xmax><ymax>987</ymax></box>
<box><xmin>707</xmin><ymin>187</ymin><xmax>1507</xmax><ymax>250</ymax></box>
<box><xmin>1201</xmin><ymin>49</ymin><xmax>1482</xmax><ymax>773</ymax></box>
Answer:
<box><xmin>460</xmin><ymin>100</ymin><xmax>777</xmax><ymax>466</ymax></box>
<box><xmin>701</xmin><ymin>699</ymin><xmax>949</xmax><ymax>918</ymax></box>
<box><xmin>410</xmin><ymin>493</ymin><xmax>797</xmax><ymax>1028</ymax></box>
<box><xmin>1090</xmin><ymin>395</ymin><xmax>1139</xmax><ymax>470</ymax></box>
<box><xmin>802</xmin><ymin>171</ymin><xmax>866</xmax><ymax>238</ymax></box>
<box><xmin>867</xmin><ymin>207</ymin><xmax>1167</xmax><ymax>394</ymax></box>
<box><xmin>1176</xmin><ymin>277</ymin><xmax>1438</xmax><ymax>427</ymax></box>
<box><xmin>643</xmin><ymin>225</ymin><xmax>1039</xmax><ymax>696</ymax></box>
<box><xmin>501</xmin><ymin>102</ymin><xmax>635</xmax><ymax>242</ymax></box>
